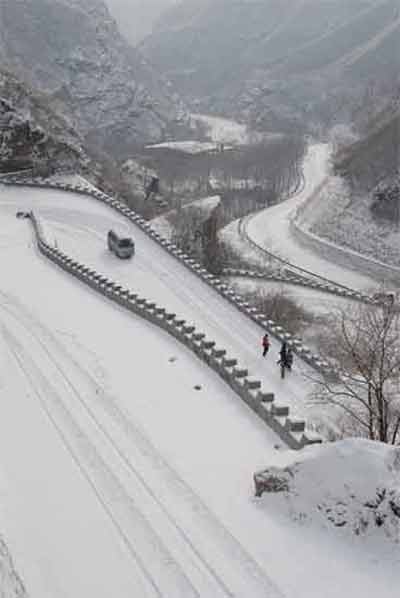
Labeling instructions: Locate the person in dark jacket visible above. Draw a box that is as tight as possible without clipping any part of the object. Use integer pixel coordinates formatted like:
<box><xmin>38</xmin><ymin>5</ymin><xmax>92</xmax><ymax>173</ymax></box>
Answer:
<box><xmin>286</xmin><ymin>346</ymin><xmax>294</xmax><ymax>370</ymax></box>
<box><xmin>278</xmin><ymin>341</ymin><xmax>287</xmax><ymax>365</ymax></box>
<box><xmin>262</xmin><ymin>333</ymin><xmax>270</xmax><ymax>357</ymax></box>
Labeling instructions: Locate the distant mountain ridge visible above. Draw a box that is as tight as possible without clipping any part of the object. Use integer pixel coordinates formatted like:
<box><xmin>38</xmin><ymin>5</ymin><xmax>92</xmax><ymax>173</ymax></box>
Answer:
<box><xmin>0</xmin><ymin>0</ymin><xmax>185</xmax><ymax>158</ymax></box>
<box><xmin>142</xmin><ymin>0</ymin><xmax>399</xmax><ymax>131</ymax></box>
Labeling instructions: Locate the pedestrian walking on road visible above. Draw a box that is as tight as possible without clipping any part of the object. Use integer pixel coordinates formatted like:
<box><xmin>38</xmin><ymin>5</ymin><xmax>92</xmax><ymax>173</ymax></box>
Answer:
<box><xmin>286</xmin><ymin>346</ymin><xmax>294</xmax><ymax>370</ymax></box>
<box><xmin>262</xmin><ymin>333</ymin><xmax>270</xmax><ymax>357</ymax></box>
<box><xmin>278</xmin><ymin>341</ymin><xmax>287</xmax><ymax>365</ymax></box>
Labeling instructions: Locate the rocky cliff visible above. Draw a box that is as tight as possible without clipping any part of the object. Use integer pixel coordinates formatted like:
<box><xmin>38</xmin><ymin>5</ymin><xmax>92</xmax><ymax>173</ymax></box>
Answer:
<box><xmin>0</xmin><ymin>69</ymin><xmax>89</xmax><ymax>173</ymax></box>
<box><xmin>0</xmin><ymin>0</ymin><xmax>185</xmax><ymax>158</ymax></box>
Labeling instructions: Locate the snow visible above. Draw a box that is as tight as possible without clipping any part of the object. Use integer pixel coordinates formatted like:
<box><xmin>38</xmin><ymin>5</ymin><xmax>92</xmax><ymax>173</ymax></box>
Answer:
<box><xmin>0</xmin><ymin>531</ymin><xmax>28</xmax><ymax>597</ymax></box>
<box><xmin>256</xmin><ymin>439</ymin><xmax>400</xmax><ymax>543</ymax></box>
<box><xmin>148</xmin><ymin>213</ymin><xmax>174</xmax><ymax>240</ymax></box>
<box><xmin>189</xmin><ymin>113</ymin><xmax>279</xmax><ymax>146</ymax></box>
<box><xmin>307</xmin><ymin>176</ymin><xmax>400</xmax><ymax>271</ymax></box>
<box><xmin>146</xmin><ymin>140</ymin><xmax>228</xmax><ymax>154</ymax></box>
<box><xmin>0</xmin><ymin>196</ymin><xmax>284</xmax><ymax>598</ymax></box>
<box><xmin>223</xmin><ymin>143</ymin><xmax>380</xmax><ymax>291</ymax></box>
<box><xmin>184</xmin><ymin>194</ymin><xmax>221</xmax><ymax>212</ymax></box>
<box><xmin>1</xmin><ymin>185</ymin><xmax>320</xmax><ymax>429</ymax></box>
<box><xmin>0</xmin><ymin>175</ymin><xmax>399</xmax><ymax>597</ymax></box>
<box><xmin>151</xmin><ymin>194</ymin><xmax>221</xmax><ymax>240</ymax></box>
<box><xmin>190</xmin><ymin>113</ymin><xmax>249</xmax><ymax>144</ymax></box>
<box><xmin>227</xmin><ymin>276</ymin><xmax>354</xmax><ymax>317</ymax></box>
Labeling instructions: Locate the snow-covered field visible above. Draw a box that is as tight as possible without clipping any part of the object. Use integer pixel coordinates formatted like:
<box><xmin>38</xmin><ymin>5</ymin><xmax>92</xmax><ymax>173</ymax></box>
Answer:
<box><xmin>190</xmin><ymin>114</ymin><xmax>250</xmax><ymax>145</ymax></box>
<box><xmin>0</xmin><ymin>170</ymin><xmax>399</xmax><ymax>597</ymax></box>
<box><xmin>147</xmin><ymin>114</ymin><xmax>280</xmax><ymax>155</ymax></box>
<box><xmin>190</xmin><ymin>113</ymin><xmax>280</xmax><ymax>146</ymax></box>
<box><xmin>146</xmin><ymin>140</ymin><xmax>227</xmax><ymax>155</ymax></box>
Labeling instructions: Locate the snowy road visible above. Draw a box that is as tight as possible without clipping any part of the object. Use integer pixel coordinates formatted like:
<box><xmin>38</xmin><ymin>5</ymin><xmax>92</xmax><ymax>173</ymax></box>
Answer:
<box><xmin>0</xmin><ymin>199</ymin><xmax>285</xmax><ymax>598</ymax></box>
<box><xmin>0</xmin><ymin>181</ymin><xmax>398</xmax><ymax>598</ymax></box>
<box><xmin>1</xmin><ymin>297</ymin><xmax>281</xmax><ymax>598</ymax></box>
<box><xmin>1</xmin><ymin>185</ymin><xmax>316</xmax><ymax>423</ymax></box>
<box><xmin>239</xmin><ymin>144</ymin><xmax>378</xmax><ymax>290</ymax></box>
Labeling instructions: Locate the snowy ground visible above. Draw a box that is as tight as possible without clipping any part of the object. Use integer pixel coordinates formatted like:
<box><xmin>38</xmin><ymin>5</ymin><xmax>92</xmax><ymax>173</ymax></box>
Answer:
<box><xmin>255</xmin><ymin>439</ymin><xmax>400</xmax><ymax>545</ymax></box>
<box><xmin>0</xmin><ymin>185</ymin><xmax>319</xmax><ymax>427</ymax></box>
<box><xmin>1</xmin><ymin>188</ymin><xmax>285</xmax><ymax>598</ymax></box>
<box><xmin>146</xmin><ymin>111</ymin><xmax>272</xmax><ymax>154</ymax></box>
<box><xmin>0</xmin><ymin>176</ymin><xmax>399</xmax><ymax>597</ymax></box>
<box><xmin>226</xmin><ymin>276</ymin><xmax>354</xmax><ymax>317</ymax></box>
<box><xmin>307</xmin><ymin>176</ymin><xmax>400</xmax><ymax>270</ymax></box>
<box><xmin>221</xmin><ymin>144</ymin><xmax>379</xmax><ymax>291</ymax></box>
<box><xmin>189</xmin><ymin>113</ymin><xmax>280</xmax><ymax>146</ymax></box>
<box><xmin>151</xmin><ymin>194</ymin><xmax>221</xmax><ymax>241</ymax></box>
<box><xmin>146</xmin><ymin>140</ymin><xmax>228</xmax><ymax>155</ymax></box>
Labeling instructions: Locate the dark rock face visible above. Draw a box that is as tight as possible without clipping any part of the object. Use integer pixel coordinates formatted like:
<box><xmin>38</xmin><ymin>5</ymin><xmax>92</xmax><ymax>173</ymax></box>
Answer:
<box><xmin>0</xmin><ymin>69</ymin><xmax>87</xmax><ymax>173</ymax></box>
<box><xmin>335</xmin><ymin>109</ymin><xmax>400</xmax><ymax>192</ymax></box>
<box><xmin>0</xmin><ymin>0</ymin><xmax>185</xmax><ymax>157</ymax></box>
<box><xmin>253</xmin><ymin>467</ymin><xmax>292</xmax><ymax>497</ymax></box>
<box><xmin>104</xmin><ymin>0</ymin><xmax>176</xmax><ymax>45</ymax></box>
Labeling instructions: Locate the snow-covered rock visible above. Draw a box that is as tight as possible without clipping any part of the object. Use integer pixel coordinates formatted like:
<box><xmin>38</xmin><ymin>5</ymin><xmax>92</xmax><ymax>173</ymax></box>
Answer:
<box><xmin>255</xmin><ymin>439</ymin><xmax>400</xmax><ymax>542</ymax></box>
<box><xmin>0</xmin><ymin>69</ymin><xmax>87</xmax><ymax>173</ymax></box>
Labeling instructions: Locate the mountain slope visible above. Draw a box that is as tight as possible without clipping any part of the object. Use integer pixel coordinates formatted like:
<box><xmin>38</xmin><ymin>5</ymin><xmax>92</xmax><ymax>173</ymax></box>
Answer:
<box><xmin>0</xmin><ymin>0</ymin><xmax>185</xmax><ymax>157</ymax></box>
<box><xmin>0</xmin><ymin>69</ymin><xmax>88</xmax><ymax>173</ymax></box>
<box><xmin>104</xmin><ymin>0</ymin><xmax>177</xmax><ymax>44</ymax></box>
<box><xmin>335</xmin><ymin>104</ymin><xmax>400</xmax><ymax>191</ymax></box>
<box><xmin>142</xmin><ymin>0</ymin><xmax>399</xmax><ymax>130</ymax></box>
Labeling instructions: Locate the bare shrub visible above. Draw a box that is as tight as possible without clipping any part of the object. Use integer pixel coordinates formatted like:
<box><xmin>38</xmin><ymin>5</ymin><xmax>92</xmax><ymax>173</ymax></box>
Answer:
<box><xmin>310</xmin><ymin>296</ymin><xmax>400</xmax><ymax>444</ymax></box>
<box><xmin>231</xmin><ymin>285</ymin><xmax>312</xmax><ymax>336</ymax></box>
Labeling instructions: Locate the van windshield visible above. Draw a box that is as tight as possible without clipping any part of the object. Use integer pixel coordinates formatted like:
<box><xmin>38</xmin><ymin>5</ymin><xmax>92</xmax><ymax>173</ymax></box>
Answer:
<box><xmin>118</xmin><ymin>238</ymin><xmax>134</xmax><ymax>248</ymax></box>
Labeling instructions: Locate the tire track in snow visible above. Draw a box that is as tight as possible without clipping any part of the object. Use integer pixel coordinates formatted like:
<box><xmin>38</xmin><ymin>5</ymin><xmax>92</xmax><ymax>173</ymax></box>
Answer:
<box><xmin>1</xmin><ymin>323</ymin><xmax>199</xmax><ymax>598</ymax></box>
<box><xmin>0</xmin><ymin>291</ymin><xmax>284</xmax><ymax>598</ymax></box>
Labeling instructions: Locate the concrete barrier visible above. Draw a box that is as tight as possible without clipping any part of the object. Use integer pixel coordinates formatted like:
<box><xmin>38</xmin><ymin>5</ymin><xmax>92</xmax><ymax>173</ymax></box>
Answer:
<box><xmin>291</xmin><ymin>218</ymin><xmax>400</xmax><ymax>286</ymax></box>
<box><xmin>221</xmin><ymin>266</ymin><xmax>371</xmax><ymax>303</ymax></box>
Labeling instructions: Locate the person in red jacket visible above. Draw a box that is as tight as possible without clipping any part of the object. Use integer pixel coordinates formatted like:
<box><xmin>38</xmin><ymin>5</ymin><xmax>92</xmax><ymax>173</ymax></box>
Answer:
<box><xmin>262</xmin><ymin>333</ymin><xmax>270</xmax><ymax>357</ymax></box>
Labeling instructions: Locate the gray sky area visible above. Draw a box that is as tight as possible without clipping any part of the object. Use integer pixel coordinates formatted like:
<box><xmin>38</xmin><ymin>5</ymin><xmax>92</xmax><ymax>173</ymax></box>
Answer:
<box><xmin>104</xmin><ymin>0</ymin><xmax>178</xmax><ymax>44</ymax></box>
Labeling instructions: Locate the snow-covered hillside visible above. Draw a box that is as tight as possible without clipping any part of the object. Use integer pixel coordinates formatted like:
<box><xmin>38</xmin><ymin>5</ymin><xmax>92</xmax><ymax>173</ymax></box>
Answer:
<box><xmin>0</xmin><ymin>70</ymin><xmax>87</xmax><ymax>173</ymax></box>
<box><xmin>223</xmin><ymin>143</ymin><xmax>389</xmax><ymax>290</ymax></box>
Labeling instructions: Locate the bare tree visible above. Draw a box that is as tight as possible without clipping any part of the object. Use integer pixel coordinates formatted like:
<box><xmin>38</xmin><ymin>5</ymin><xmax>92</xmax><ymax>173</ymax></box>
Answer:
<box><xmin>312</xmin><ymin>296</ymin><xmax>400</xmax><ymax>444</ymax></box>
